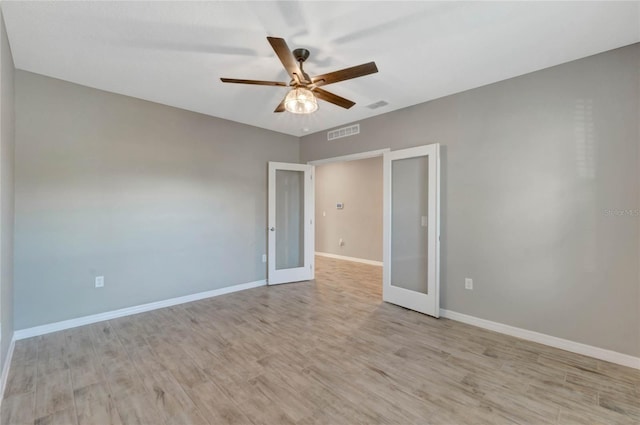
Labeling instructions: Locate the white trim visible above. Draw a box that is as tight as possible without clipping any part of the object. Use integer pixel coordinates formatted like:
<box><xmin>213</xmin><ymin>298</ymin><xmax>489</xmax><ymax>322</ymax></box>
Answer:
<box><xmin>14</xmin><ymin>280</ymin><xmax>266</xmax><ymax>340</ymax></box>
<box><xmin>267</xmin><ymin>162</ymin><xmax>314</xmax><ymax>285</ymax></box>
<box><xmin>309</xmin><ymin>166</ymin><xmax>315</xmax><ymax>281</ymax></box>
<box><xmin>383</xmin><ymin>144</ymin><xmax>440</xmax><ymax>318</ymax></box>
<box><xmin>441</xmin><ymin>309</ymin><xmax>640</xmax><ymax>370</ymax></box>
<box><xmin>315</xmin><ymin>251</ymin><xmax>383</xmax><ymax>267</ymax></box>
<box><xmin>0</xmin><ymin>335</ymin><xmax>16</xmax><ymax>407</ymax></box>
<box><xmin>307</xmin><ymin>148</ymin><xmax>390</xmax><ymax>166</ymax></box>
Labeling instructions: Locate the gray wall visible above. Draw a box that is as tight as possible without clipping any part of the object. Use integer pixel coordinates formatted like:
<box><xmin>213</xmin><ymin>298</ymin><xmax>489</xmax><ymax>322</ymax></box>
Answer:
<box><xmin>301</xmin><ymin>44</ymin><xmax>640</xmax><ymax>357</ymax></box>
<box><xmin>315</xmin><ymin>157</ymin><xmax>382</xmax><ymax>262</ymax></box>
<box><xmin>0</xmin><ymin>11</ymin><xmax>15</xmax><ymax>370</ymax></box>
<box><xmin>14</xmin><ymin>71</ymin><xmax>299</xmax><ymax>329</ymax></box>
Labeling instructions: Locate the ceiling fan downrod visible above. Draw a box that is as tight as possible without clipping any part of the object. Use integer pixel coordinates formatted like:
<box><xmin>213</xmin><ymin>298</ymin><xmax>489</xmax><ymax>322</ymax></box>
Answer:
<box><xmin>292</xmin><ymin>48</ymin><xmax>311</xmax><ymax>85</ymax></box>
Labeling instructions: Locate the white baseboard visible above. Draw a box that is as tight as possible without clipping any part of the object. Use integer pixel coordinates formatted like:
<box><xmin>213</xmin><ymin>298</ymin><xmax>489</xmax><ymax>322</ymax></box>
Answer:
<box><xmin>440</xmin><ymin>309</ymin><xmax>640</xmax><ymax>370</ymax></box>
<box><xmin>315</xmin><ymin>251</ymin><xmax>383</xmax><ymax>267</ymax></box>
<box><xmin>14</xmin><ymin>279</ymin><xmax>267</xmax><ymax>340</ymax></box>
<box><xmin>0</xmin><ymin>335</ymin><xmax>16</xmax><ymax>407</ymax></box>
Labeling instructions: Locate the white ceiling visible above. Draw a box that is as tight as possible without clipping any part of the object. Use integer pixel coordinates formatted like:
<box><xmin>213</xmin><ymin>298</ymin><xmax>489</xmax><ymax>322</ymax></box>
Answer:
<box><xmin>2</xmin><ymin>1</ymin><xmax>639</xmax><ymax>137</ymax></box>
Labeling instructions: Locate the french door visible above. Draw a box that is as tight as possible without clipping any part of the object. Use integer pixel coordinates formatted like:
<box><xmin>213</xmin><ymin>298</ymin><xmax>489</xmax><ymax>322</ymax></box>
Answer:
<box><xmin>267</xmin><ymin>162</ymin><xmax>315</xmax><ymax>285</ymax></box>
<box><xmin>383</xmin><ymin>144</ymin><xmax>440</xmax><ymax>317</ymax></box>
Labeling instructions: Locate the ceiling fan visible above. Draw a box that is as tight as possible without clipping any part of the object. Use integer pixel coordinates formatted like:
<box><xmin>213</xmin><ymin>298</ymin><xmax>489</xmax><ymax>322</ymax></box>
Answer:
<box><xmin>220</xmin><ymin>37</ymin><xmax>378</xmax><ymax>114</ymax></box>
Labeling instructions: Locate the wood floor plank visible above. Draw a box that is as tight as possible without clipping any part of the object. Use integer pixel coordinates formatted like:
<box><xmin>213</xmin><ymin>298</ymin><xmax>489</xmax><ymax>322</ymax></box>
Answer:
<box><xmin>111</xmin><ymin>392</ymin><xmax>164</xmax><ymax>425</ymax></box>
<box><xmin>557</xmin><ymin>403</ymin><xmax>639</xmax><ymax>425</ymax></box>
<box><xmin>101</xmin><ymin>357</ymin><xmax>147</xmax><ymax>401</ymax></box>
<box><xmin>526</xmin><ymin>380</ymin><xmax>598</xmax><ymax>411</ymax></box>
<box><xmin>64</xmin><ymin>328</ymin><xmax>95</xmax><ymax>363</ymax></box>
<box><xmin>2</xmin><ymin>255</ymin><xmax>639</xmax><ymax>425</ymax></box>
<box><xmin>146</xmin><ymin>370</ymin><xmax>197</xmax><ymax>421</ymax></box>
<box><xmin>596</xmin><ymin>359</ymin><xmax>640</xmax><ymax>383</ymax></box>
<box><xmin>11</xmin><ymin>338</ymin><xmax>38</xmax><ymax>365</ymax></box>
<box><xmin>1</xmin><ymin>392</ymin><xmax>35</xmax><ymax>425</ymax></box>
<box><xmin>162</xmin><ymin>408</ymin><xmax>209</xmax><ymax>425</ymax></box>
<box><xmin>162</xmin><ymin>356</ymin><xmax>209</xmax><ymax>389</ymax></box>
<box><xmin>4</xmin><ymin>361</ymin><xmax>37</xmax><ymax>397</ymax></box>
<box><xmin>224</xmin><ymin>387</ymin><xmax>297</xmax><ymax>425</ymax></box>
<box><xmin>185</xmin><ymin>381</ymin><xmax>252</xmax><ymax>425</ymax></box>
<box><xmin>34</xmin><ymin>407</ymin><xmax>78</xmax><ymax>425</ymax></box>
<box><xmin>598</xmin><ymin>391</ymin><xmax>640</xmax><ymax>421</ymax></box>
<box><xmin>566</xmin><ymin>369</ymin><xmax>638</xmax><ymax>397</ymax></box>
<box><xmin>74</xmin><ymin>383</ymin><xmax>122</xmax><ymax>425</ymax></box>
<box><xmin>34</xmin><ymin>369</ymin><xmax>74</xmax><ymax>419</ymax></box>
<box><xmin>68</xmin><ymin>354</ymin><xmax>105</xmax><ymax>390</ymax></box>
<box><xmin>36</xmin><ymin>334</ymin><xmax>69</xmax><ymax>377</ymax></box>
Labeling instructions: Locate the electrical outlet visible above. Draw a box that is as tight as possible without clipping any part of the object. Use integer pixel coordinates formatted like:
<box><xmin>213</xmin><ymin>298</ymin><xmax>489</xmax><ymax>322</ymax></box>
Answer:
<box><xmin>339</xmin><ymin>238</ymin><xmax>344</xmax><ymax>247</ymax></box>
<box><xmin>465</xmin><ymin>278</ymin><xmax>473</xmax><ymax>290</ymax></box>
<box><xmin>95</xmin><ymin>276</ymin><xmax>105</xmax><ymax>288</ymax></box>
<box><xmin>262</xmin><ymin>254</ymin><xmax>267</xmax><ymax>263</ymax></box>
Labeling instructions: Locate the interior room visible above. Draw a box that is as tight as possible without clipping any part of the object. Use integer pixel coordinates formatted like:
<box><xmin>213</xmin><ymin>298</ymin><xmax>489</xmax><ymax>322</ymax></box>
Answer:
<box><xmin>0</xmin><ymin>1</ymin><xmax>639</xmax><ymax>425</ymax></box>
<box><xmin>313</xmin><ymin>154</ymin><xmax>383</xmax><ymax>267</ymax></box>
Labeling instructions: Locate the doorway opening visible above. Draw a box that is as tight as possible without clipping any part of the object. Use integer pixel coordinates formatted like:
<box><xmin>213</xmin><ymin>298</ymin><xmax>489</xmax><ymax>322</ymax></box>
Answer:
<box><xmin>268</xmin><ymin>145</ymin><xmax>440</xmax><ymax>317</ymax></box>
<box><xmin>306</xmin><ymin>144</ymin><xmax>441</xmax><ymax>318</ymax></box>
<box><xmin>309</xmin><ymin>150</ymin><xmax>388</xmax><ymax>299</ymax></box>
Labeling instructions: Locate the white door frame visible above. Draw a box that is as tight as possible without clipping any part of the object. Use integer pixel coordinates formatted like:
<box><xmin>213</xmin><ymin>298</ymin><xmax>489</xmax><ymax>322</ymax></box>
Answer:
<box><xmin>267</xmin><ymin>162</ymin><xmax>315</xmax><ymax>285</ymax></box>
<box><xmin>383</xmin><ymin>144</ymin><xmax>440</xmax><ymax>317</ymax></box>
<box><xmin>308</xmin><ymin>145</ymin><xmax>440</xmax><ymax>318</ymax></box>
<box><xmin>307</xmin><ymin>149</ymin><xmax>391</xmax><ymax>166</ymax></box>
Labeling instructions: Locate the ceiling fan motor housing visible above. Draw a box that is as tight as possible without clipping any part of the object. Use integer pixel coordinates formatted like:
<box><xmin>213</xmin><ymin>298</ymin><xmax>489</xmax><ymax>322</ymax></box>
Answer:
<box><xmin>293</xmin><ymin>48</ymin><xmax>310</xmax><ymax>63</ymax></box>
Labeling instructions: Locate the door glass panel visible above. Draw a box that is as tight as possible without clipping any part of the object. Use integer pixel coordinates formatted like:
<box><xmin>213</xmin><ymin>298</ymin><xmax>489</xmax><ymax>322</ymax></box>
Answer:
<box><xmin>391</xmin><ymin>156</ymin><xmax>429</xmax><ymax>293</ymax></box>
<box><xmin>275</xmin><ymin>169</ymin><xmax>305</xmax><ymax>270</ymax></box>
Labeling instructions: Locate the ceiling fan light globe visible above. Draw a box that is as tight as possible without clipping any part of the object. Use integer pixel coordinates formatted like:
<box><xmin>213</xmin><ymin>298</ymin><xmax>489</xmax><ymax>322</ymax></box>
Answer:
<box><xmin>284</xmin><ymin>88</ymin><xmax>318</xmax><ymax>114</ymax></box>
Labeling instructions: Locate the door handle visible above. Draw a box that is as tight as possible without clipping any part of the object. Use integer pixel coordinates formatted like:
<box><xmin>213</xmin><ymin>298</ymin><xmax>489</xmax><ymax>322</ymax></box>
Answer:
<box><xmin>269</xmin><ymin>227</ymin><xmax>275</xmax><ymax>231</ymax></box>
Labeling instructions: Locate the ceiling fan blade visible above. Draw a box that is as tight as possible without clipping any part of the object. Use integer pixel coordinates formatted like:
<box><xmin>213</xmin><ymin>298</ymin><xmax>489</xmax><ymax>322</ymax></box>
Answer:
<box><xmin>312</xmin><ymin>88</ymin><xmax>355</xmax><ymax>109</ymax></box>
<box><xmin>274</xmin><ymin>97</ymin><xmax>286</xmax><ymax>113</ymax></box>
<box><xmin>311</xmin><ymin>62</ymin><xmax>378</xmax><ymax>88</ymax></box>
<box><xmin>267</xmin><ymin>37</ymin><xmax>306</xmax><ymax>83</ymax></box>
<box><xmin>220</xmin><ymin>78</ymin><xmax>287</xmax><ymax>87</ymax></box>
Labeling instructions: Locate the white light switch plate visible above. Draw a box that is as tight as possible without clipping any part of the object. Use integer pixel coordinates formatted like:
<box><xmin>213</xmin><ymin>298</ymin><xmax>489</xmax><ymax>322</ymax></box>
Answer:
<box><xmin>465</xmin><ymin>278</ymin><xmax>473</xmax><ymax>290</ymax></box>
<box><xmin>95</xmin><ymin>276</ymin><xmax>104</xmax><ymax>288</ymax></box>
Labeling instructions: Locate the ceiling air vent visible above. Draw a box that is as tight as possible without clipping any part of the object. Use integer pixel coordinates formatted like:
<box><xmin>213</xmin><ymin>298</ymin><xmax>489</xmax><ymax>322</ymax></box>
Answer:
<box><xmin>327</xmin><ymin>124</ymin><xmax>360</xmax><ymax>141</ymax></box>
<box><xmin>366</xmin><ymin>100</ymin><xmax>389</xmax><ymax>109</ymax></box>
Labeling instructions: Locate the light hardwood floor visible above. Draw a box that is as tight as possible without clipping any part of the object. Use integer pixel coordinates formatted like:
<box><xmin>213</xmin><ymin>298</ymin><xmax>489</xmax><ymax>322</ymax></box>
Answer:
<box><xmin>2</xmin><ymin>256</ymin><xmax>639</xmax><ymax>424</ymax></box>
